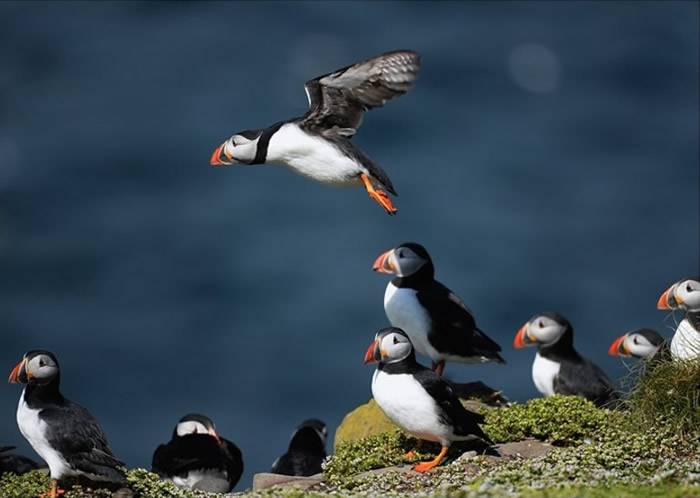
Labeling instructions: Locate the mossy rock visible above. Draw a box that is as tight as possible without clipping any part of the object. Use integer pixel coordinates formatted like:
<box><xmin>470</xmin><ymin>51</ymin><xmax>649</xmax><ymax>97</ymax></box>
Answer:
<box><xmin>334</xmin><ymin>399</ymin><xmax>397</xmax><ymax>449</ymax></box>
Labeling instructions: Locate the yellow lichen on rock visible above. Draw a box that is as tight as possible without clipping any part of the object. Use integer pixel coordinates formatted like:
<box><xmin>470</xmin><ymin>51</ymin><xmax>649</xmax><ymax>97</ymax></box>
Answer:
<box><xmin>334</xmin><ymin>399</ymin><xmax>397</xmax><ymax>449</ymax></box>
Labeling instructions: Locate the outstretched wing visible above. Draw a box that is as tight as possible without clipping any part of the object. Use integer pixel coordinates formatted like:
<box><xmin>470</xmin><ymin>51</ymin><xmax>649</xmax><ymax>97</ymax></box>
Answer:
<box><xmin>418</xmin><ymin>281</ymin><xmax>505</xmax><ymax>363</ymax></box>
<box><xmin>301</xmin><ymin>50</ymin><xmax>421</xmax><ymax>138</ymax></box>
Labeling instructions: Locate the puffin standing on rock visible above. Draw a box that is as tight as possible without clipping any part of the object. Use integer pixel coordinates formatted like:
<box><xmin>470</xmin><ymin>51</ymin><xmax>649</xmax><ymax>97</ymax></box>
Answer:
<box><xmin>8</xmin><ymin>350</ymin><xmax>126</xmax><ymax>498</ymax></box>
<box><xmin>210</xmin><ymin>50</ymin><xmax>421</xmax><ymax>215</ymax></box>
<box><xmin>364</xmin><ymin>327</ymin><xmax>492</xmax><ymax>472</ymax></box>
<box><xmin>270</xmin><ymin>419</ymin><xmax>327</xmax><ymax>476</ymax></box>
<box><xmin>657</xmin><ymin>277</ymin><xmax>700</xmax><ymax>360</ymax></box>
<box><xmin>373</xmin><ymin>242</ymin><xmax>504</xmax><ymax>376</ymax></box>
<box><xmin>151</xmin><ymin>414</ymin><xmax>243</xmax><ymax>493</ymax></box>
<box><xmin>608</xmin><ymin>328</ymin><xmax>666</xmax><ymax>360</ymax></box>
<box><xmin>514</xmin><ymin>313</ymin><xmax>618</xmax><ymax>407</ymax></box>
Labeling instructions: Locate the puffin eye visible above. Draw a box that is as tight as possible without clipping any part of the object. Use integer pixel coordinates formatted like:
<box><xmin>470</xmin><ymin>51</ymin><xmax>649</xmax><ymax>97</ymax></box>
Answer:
<box><xmin>632</xmin><ymin>337</ymin><xmax>639</xmax><ymax>345</ymax></box>
<box><xmin>397</xmin><ymin>250</ymin><xmax>404</xmax><ymax>258</ymax></box>
<box><xmin>687</xmin><ymin>284</ymin><xmax>693</xmax><ymax>292</ymax></box>
<box><xmin>538</xmin><ymin>321</ymin><xmax>544</xmax><ymax>328</ymax></box>
<box><xmin>39</xmin><ymin>358</ymin><xmax>46</xmax><ymax>367</ymax></box>
<box><xmin>393</xmin><ymin>336</ymin><xmax>399</xmax><ymax>345</ymax></box>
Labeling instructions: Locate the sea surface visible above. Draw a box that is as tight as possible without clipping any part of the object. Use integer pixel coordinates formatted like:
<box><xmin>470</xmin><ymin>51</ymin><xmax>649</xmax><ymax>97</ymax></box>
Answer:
<box><xmin>0</xmin><ymin>1</ymin><xmax>698</xmax><ymax>489</ymax></box>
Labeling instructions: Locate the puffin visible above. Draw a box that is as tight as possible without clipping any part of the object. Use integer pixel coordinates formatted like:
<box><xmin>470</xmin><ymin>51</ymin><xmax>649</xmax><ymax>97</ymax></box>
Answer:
<box><xmin>608</xmin><ymin>328</ymin><xmax>666</xmax><ymax>360</ymax></box>
<box><xmin>364</xmin><ymin>327</ymin><xmax>492</xmax><ymax>472</ymax></box>
<box><xmin>8</xmin><ymin>350</ymin><xmax>126</xmax><ymax>498</ymax></box>
<box><xmin>373</xmin><ymin>242</ymin><xmax>504</xmax><ymax>376</ymax></box>
<box><xmin>657</xmin><ymin>277</ymin><xmax>700</xmax><ymax>360</ymax></box>
<box><xmin>270</xmin><ymin>419</ymin><xmax>327</xmax><ymax>476</ymax></box>
<box><xmin>0</xmin><ymin>446</ymin><xmax>40</xmax><ymax>475</ymax></box>
<box><xmin>210</xmin><ymin>49</ymin><xmax>421</xmax><ymax>215</ymax></box>
<box><xmin>513</xmin><ymin>313</ymin><xmax>618</xmax><ymax>407</ymax></box>
<box><xmin>151</xmin><ymin>413</ymin><xmax>243</xmax><ymax>493</ymax></box>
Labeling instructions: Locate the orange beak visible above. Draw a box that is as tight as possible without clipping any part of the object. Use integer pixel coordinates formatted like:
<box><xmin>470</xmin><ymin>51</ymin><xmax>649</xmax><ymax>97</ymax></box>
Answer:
<box><xmin>8</xmin><ymin>358</ymin><xmax>25</xmax><ymax>384</ymax></box>
<box><xmin>608</xmin><ymin>335</ymin><xmax>629</xmax><ymax>356</ymax></box>
<box><xmin>372</xmin><ymin>249</ymin><xmax>396</xmax><ymax>274</ymax></box>
<box><xmin>656</xmin><ymin>285</ymin><xmax>674</xmax><ymax>310</ymax></box>
<box><xmin>513</xmin><ymin>324</ymin><xmax>532</xmax><ymax>349</ymax></box>
<box><xmin>364</xmin><ymin>338</ymin><xmax>379</xmax><ymax>364</ymax></box>
<box><xmin>209</xmin><ymin>143</ymin><xmax>229</xmax><ymax>166</ymax></box>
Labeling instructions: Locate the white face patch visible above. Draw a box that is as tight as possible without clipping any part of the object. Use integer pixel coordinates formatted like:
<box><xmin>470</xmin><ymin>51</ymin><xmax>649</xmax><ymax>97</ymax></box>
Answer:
<box><xmin>674</xmin><ymin>279</ymin><xmax>700</xmax><ymax>311</ymax></box>
<box><xmin>624</xmin><ymin>333</ymin><xmax>661</xmax><ymax>359</ymax></box>
<box><xmin>25</xmin><ymin>354</ymin><xmax>59</xmax><ymax>382</ymax></box>
<box><xmin>528</xmin><ymin>316</ymin><xmax>566</xmax><ymax>345</ymax></box>
<box><xmin>226</xmin><ymin>135</ymin><xmax>260</xmax><ymax>164</ymax></box>
<box><xmin>392</xmin><ymin>247</ymin><xmax>427</xmax><ymax>277</ymax></box>
<box><xmin>176</xmin><ymin>421</ymin><xmax>209</xmax><ymax>437</ymax></box>
<box><xmin>378</xmin><ymin>332</ymin><xmax>413</xmax><ymax>363</ymax></box>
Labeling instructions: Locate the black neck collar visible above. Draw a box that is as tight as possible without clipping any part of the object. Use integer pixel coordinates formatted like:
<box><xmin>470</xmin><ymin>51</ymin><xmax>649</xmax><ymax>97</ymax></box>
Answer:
<box><xmin>537</xmin><ymin>327</ymin><xmax>580</xmax><ymax>361</ymax></box>
<box><xmin>378</xmin><ymin>352</ymin><xmax>422</xmax><ymax>375</ymax></box>
<box><xmin>391</xmin><ymin>263</ymin><xmax>435</xmax><ymax>289</ymax></box>
<box><xmin>250</xmin><ymin>121</ymin><xmax>285</xmax><ymax>165</ymax></box>
<box><xmin>23</xmin><ymin>376</ymin><xmax>64</xmax><ymax>408</ymax></box>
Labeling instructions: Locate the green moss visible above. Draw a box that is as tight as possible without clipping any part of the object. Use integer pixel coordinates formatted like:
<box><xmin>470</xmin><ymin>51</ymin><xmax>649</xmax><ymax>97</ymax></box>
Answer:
<box><xmin>126</xmin><ymin>468</ymin><xmax>220</xmax><ymax>497</ymax></box>
<box><xmin>483</xmin><ymin>395</ymin><xmax>609</xmax><ymax>445</ymax></box>
<box><xmin>0</xmin><ymin>470</ymin><xmax>50</xmax><ymax>498</ymax></box>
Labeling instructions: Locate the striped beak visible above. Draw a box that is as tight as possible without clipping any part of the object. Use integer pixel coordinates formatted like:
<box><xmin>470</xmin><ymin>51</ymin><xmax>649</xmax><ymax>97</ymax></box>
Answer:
<box><xmin>656</xmin><ymin>284</ymin><xmax>678</xmax><ymax>310</ymax></box>
<box><xmin>209</xmin><ymin>141</ymin><xmax>233</xmax><ymax>166</ymax></box>
<box><xmin>364</xmin><ymin>338</ymin><xmax>380</xmax><ymax>364</ymax></box>
<box><xmin>372</xmin><ymin>249</ymin><xmax>396</xmax><ymax>274</ymax></box>
<box><xmin>8</xmin><ymin>358</ymin><xmax>27</xmax><ymax>384</ymax></box>
<box><xmin>513</xmin><ymin>323</ymin><xmax>535</xmax><ymax>349</ymax></box>
<box><xmin>608</xmin><ymin>334</ymin><xmax>629</xmax><ymax>357</ymax></box>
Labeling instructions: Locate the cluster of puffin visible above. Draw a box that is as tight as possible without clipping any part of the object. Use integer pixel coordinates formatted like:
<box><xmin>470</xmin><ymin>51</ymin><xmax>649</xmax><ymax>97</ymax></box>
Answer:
<box><xmin>4</xmin><ymin>48</ymin><xmax>698</xmax><ymax>494</ymax></box>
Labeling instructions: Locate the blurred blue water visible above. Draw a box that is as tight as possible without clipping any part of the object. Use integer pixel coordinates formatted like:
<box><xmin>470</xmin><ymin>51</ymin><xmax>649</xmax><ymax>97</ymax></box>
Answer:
<box><xmin>0</xmin><ymin>0</ymin><xmax>697</xmax><ymax>490</ymax></box>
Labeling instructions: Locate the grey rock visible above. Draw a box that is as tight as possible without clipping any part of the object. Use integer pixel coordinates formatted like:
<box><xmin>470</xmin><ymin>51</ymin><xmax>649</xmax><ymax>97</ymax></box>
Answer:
<box><xmin>494</xmin><ymin>439</ymin><xmax>554</xmax><ymax>459</ymax></box>
<box><xmin>251</xmin><ymin>472</ymin><xmax>323</xmax><ymax>491</ymax></box>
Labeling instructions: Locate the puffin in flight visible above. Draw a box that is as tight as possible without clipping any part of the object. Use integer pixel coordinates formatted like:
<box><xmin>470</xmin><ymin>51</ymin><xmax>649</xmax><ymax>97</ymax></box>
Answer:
<box><xmin>657</xmin><ymin>277</ymin><xmax>700</xmax><ymax>360</ymax></box>
<box><xmin>373</xmin><ymin>242</ymin><xmax>504</xmax><ymax>376</ymax></box>
<box><xmin>8</xmin><ymin>350</ymin><xmax>126</xmax><ymax>498</ymax></box>
<box><xmin>364</xmin><ymin>327</ymin><xmax>492</xmax><ymax>472</ymax></box>
<box><xmin>608</xmin><ymin>328</ymin><xmax>666</xmax><ymax>360</ymax></box>
<box><xmin>151</xmin><ymin>413</ymin><xmax>243</xmax><ymax>493</ymax></box>
<box><xmin>0</xmin><ymin>446</ymin><xmax>40</xmax><ymax>476</ymax></box>
<box><xmin>270</xmin><ymin>419</ymin><xmax>327</xmax><ymax>476</ymax></box>
<box><xmin>514</xmin><ymin>313</ymin><xmax>618</xmax><ymax>407</ymax></box>
<box><xmin>210</xmin><ymin>50</ymin><xmax>421</xmax><ymax>215</ymax></box>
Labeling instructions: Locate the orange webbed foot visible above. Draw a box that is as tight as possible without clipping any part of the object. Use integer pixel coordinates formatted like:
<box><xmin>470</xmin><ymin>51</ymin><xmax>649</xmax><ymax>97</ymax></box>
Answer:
<box><xmin>412</xmin><ymin>445</ymin><xmax>449</xmax><ymax>473</ymax></box>
<box><xmin>360</xmin><ymin>174</ymin><xmax>397</xmax><ymax>215</ymax></box>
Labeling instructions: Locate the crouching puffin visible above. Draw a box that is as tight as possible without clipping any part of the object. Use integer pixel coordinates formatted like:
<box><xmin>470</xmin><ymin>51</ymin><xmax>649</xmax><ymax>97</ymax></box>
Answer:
<box><xmin>0</xmin><ymin>446</ymin><xmax>40</xmax><ymax>475</ymax></box>
<box><xmin>608</xmin><ymin>328</ymin><xmax>666</xmax><ymax>360</ymax></box>
<box><xmin>210</xmin><ymin>50</ymin><xmax>421</xmax><ymax>215</ymax></box>
<box><xmin>152</xmin><ymin>414</ymin><xmax>243</xmax><ymax>493</ymax></box>
<box><xmin>270</xmin><ymin>419</ymin><xmax>327</xmax><ymax>476</ymax></box>
<box><xmin>8</xmin><ymin>350</ymin><xmax>126</xmax><ymax>498</ymax></box>
<box><xmin>373</xmin><ymin>242</ymin><xmax>504</xmax><ymax>376</ymax></box>
<box><xmin>657</xmin><ymin>277</ymin><xmax>700</xmax><ymax>360</ymax></box>
<box><xmin>364</xmin><ymin>327</ymin><xmax>492</xmax><ymax>472</ymax></box>
<box><xmin>513</xmin><ymin>313</ymin><xmax>618</xmax><ymax>407</ymax></box>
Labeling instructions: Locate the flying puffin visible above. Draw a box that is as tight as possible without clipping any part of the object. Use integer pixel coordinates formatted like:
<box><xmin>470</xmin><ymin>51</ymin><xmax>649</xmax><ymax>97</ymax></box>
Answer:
<box><xmin>8</xmin><ymin>350</ymin><xmax>126</xmax><ymax>498</ymax></box>
<box><xmin>209</xmin><ymin>49</ymin><xmax>421</xmax><ymax>215</ymax></box>
<box><xmin>364</xmin><ymin>327</ymin><xmax>492</xmax><ymax>472</ymax></box>
<box><xmin>270</xmin><ymin>419</ymin><xmax>327</xmax><ymax>476</ymax></box>
<box><xmin>608</xmin><ymin>328</ymin><xmax>667</xmax><ymax>360</ymax></box>
<box><xmin>657</xmin><ymin>277</ymin><xmax>700</xmax><ymax>360</ymax></box>
<box><xmin>0</xmin><ymin>446</ymin><xmax>40</xmax><ymax>475</ymax></box>
<box><xmin>372</xmin><ymin>242</ymin><xmax>504</xmax><ymax>376</ymax></box>
<box><xmin>513</xmin><ymin>313</ymin><xmax>618</xmax><ymax>407</ymax></box>
<box><xmin>151</xmin><ymin>413</ymin><xmax>243</xmax><ymax>493</ymax></box>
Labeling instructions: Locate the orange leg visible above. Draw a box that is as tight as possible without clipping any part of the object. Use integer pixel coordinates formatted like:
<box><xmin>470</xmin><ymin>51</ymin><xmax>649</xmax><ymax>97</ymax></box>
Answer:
<box><xmin>359</xmin><ymin>174</ymin><xmax>397</xmax><ymax>215</ymax></box>
<box><xmin>413</xmin><ymin>445</ymin><xmax>449</xmax><ymax>473</ymax></box>
<box><xmin>39</xmin><ymin>480</ymin><xmax>65</xmax><ymax>498</ymax></box>
<box><xmin>431</xmin><ymin>360</ymin><xmax>445</xmax><ymax>377</ymax></box>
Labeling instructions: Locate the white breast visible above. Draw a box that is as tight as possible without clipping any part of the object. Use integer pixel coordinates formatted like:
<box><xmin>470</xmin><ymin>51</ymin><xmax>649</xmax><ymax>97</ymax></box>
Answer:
<box><xmin>171</xmin><ymin>468</ymin><xmax>230</xmax><ymax>493</ymax></box>
<box><xmin>532</xmin><ymin>353</ymin><xmax>561</xmax><ymax>397</ymax></box>
<box><xmin>16</xmin><ymin>390</ymin><xmax>75</xmax><ymax>479</ymax></box>
<box><xmin>266</xmin><ymin>124</ymin><xmax>365</xmax><ymax>186</ymax></box>
<box><xmin>384</xmin><ymin>283</ymin><xmax>440</xmax><ymax>361</ymax></box>
<box><xmin>371</xmin><ymin>369</ymin><xmax>453</xmax><ymax>444</ymax></box>
<box><xmin>670</xmin><ymin>318</ymin><xmax>700</xmax><ymax>360</ymax></box>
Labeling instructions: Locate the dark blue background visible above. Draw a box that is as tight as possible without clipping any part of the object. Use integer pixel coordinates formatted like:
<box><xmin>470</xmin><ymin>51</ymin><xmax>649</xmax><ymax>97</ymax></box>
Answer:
<box><xmin>1</xmin><ymin>1</ymin><xmax>697</xmax><ymax>490</ymax></box>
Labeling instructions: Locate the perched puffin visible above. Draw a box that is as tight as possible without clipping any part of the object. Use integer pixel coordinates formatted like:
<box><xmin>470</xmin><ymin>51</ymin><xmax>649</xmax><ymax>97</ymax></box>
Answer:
<box><xmin>513</xmin><ymin>313</ymin><xmax>618</xmax><ymax>407</ymax></box>
<box><xmin>8</xmin><ymin>350</ymin><xmax>126</xmax><ymax>498</ymax></box>
<box><xmin>152</xmin><ymin>413</ymin><xmax>243</xmax><ymax>493</ymax></box>
<box><xmin>210</xmin><ymin>50</ymin><xmax>421</xmax><ymax>215</ymax></box>
<box><xmin>0</xmin><ymin>446</ymin><xmax>40</xmax><ymax>475</ymax></box>
<box><xmin>270</xmin><ymin>419</ymin><xmax>327</xmax><ymax>476</ymax></box>
<box><xmin>657</xmin><ymin>277</ymin><xmax>700</xmax><ymax>360</ymax></box>
<box><xmin>364</xmin><ymin>327</ymin><xmax>492</xmax><ymax>472</ymax></box>
<box><xmin>608</xmin><ymin>328</ymin><xmax>666</xmax><ymax>360</ymax></box>
<box><xmin>373</xmin><ymin>242</ymin><xmax>504</xmax><ymax>376</ymax></box>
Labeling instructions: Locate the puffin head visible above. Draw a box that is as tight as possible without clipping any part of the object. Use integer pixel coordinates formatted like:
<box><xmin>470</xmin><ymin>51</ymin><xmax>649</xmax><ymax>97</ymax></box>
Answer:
<box><xmin>372</xmin><ymin>242</ymin><xmax>433</xmax><ymax>278</ymax></box>
<box><xmin>174</xmin><ymin>413</ymin><xmax>222</xmax><ymax>444</ymax></box>
<box><xmin>514</xmin><ymin>312</ymin><xmax>571</xmax><ymax>349</ymax></box>
<box><xmin>289</xmin><ymin>419</ymin><xmax>328</xmax><ymax>451</ymax></box>
<box><xmin>608</xmin><ymin>328</ymin><xmax>664</xmax><ymax>359</ymax></box>
<box><xmin>210</xmin><ymin>129</ymin><xmax>264</xmax><ymax>166</ymax></box>
<box><xmin>657</xmin><ymin>277</ymin><xmax>700</xmax><ymax>312</ymax></box>
<box><xmin>8</xmin><ymin>350</ymin><xmax>59</xmax><ymax>386</ymax></box>
<box><xmin>364</xmin><ymin>327</ymin><xmax>414</xmax><ymax>364</ymax></box>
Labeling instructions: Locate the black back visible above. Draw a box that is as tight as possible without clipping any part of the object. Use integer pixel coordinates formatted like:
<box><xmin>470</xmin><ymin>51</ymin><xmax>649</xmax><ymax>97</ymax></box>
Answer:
<box><xmin>270</xmin><ymin>421</ymin><xmax>327</xmax><ymax>476</ymax></box>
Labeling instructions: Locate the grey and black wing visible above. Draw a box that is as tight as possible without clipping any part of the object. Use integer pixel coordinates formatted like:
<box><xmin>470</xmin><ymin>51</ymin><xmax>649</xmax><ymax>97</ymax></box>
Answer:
<box><xmin>152</xmin><ymin>436</ymin><xmax>224</xmax><ymax>477</ymax></box>
<box><xmin>221</xmin><ymin>438</ymin><xmax>244</xmax><ymax>488</ymax></box>
<box><xmin>554</xmin><ymin>359</ymin><xmax>618</xmax><ymax>408</ymax></box>
<box><xmin>418</xmin><ymin>282</ymin><xmax>505</xmax><ymax>363</ymax></box>
<box><xmin>41</xmin><ymin>404</ymin><xmax>126</xmax><ymax>483</ymax></box>
<box><xmin>413</xmin><ymin>370</ymin><xmax>492</xmax><ymax>444</ymax></box>
<box><xmin>300</xmin><ymin>50</ymin><xmax>421</xmax><ymax>138</ymax></box>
